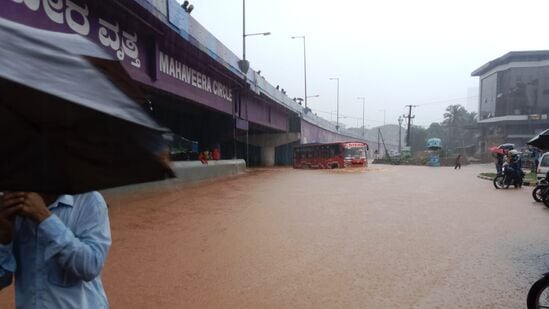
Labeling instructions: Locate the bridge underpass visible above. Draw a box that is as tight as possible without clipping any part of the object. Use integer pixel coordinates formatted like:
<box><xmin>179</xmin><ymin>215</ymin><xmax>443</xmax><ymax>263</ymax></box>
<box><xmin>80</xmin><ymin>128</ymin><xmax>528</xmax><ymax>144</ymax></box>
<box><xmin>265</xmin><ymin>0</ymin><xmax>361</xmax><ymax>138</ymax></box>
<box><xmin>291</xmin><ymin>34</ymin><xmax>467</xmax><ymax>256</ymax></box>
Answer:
<box><xmin>238</xmin><ymin>132</ymin><xmax>301</xmax><ymax>167</ymax></box>
<box><xmin>147</xmin><ymin>89</ymin><xmax>301</xmax><ymax>166</ymax></box>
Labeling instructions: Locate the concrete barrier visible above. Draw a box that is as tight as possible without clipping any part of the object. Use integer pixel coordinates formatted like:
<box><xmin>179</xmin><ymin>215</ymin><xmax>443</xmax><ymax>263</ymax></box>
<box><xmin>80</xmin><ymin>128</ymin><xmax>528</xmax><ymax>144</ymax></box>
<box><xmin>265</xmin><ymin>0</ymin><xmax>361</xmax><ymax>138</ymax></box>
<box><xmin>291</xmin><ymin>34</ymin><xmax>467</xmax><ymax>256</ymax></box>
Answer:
<box><xmin>101</xmin><ymin>160</ymin><xmax>246</xmax><ymax>197</ymax></box>
<box><xmin>171</xmin><ymin>160</ymin><xmax>247</xmax><ymax>181</ymax></box>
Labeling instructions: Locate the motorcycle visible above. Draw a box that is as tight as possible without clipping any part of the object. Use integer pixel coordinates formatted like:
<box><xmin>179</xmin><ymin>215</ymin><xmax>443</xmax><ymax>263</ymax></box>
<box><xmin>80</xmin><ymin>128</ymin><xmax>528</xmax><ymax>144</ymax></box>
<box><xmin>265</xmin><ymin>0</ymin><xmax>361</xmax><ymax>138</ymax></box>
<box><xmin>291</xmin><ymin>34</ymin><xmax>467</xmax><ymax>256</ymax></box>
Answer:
<box><xmin>493</xmin><ymin>164</ymin><xmax>524</xmax><ymax>189</ymax></box>
<box><xmin>527</xmin><ymin>272</ymin><xmax>549</xmax><ymax>308</ymax></box>
<box><xmin>532</xmin><ymin>171</ymin><xmax>549</xmax><ymax>203</ymax></box>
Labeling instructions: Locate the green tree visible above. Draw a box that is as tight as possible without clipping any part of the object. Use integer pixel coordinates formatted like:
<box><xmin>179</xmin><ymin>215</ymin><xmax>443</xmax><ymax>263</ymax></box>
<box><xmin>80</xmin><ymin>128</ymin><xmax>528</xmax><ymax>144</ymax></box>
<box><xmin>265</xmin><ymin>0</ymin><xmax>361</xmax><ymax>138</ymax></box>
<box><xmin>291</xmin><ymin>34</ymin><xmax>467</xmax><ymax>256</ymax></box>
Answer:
<box><xmin>410</xmin><ymin>125</ymin><xmax>428</xmax><ymax>154</ymax></box>
<box><xmin>426</xmin><ymin>122</ymin><xmax>447</xmax><ymax>140</ymax></box>
<box><xmin>442</xmin><ymin>104</ymin><xmax>477</xmax><ymax>150</ymax></box>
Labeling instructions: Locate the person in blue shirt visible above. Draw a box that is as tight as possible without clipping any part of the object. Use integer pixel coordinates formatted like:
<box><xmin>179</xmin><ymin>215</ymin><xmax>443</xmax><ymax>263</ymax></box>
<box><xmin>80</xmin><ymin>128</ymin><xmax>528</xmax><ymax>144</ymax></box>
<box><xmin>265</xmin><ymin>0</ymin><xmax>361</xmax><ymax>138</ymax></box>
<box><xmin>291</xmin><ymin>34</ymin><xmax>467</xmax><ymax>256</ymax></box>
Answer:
<box><xmin>0</xmin><ymin>191</ymin><xmax>111</xmax><ymax>308</ymax></box>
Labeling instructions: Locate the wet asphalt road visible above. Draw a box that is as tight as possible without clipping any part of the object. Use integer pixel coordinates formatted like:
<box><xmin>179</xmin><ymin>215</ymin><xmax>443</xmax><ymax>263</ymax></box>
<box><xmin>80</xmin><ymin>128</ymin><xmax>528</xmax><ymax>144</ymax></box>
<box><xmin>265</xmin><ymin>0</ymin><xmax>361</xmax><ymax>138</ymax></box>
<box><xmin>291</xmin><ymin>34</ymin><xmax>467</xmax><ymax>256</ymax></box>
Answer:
<box><xmin>2</xmin><ymin>164</ymin><xmax>549</xmax><ymax>308</ymax></box>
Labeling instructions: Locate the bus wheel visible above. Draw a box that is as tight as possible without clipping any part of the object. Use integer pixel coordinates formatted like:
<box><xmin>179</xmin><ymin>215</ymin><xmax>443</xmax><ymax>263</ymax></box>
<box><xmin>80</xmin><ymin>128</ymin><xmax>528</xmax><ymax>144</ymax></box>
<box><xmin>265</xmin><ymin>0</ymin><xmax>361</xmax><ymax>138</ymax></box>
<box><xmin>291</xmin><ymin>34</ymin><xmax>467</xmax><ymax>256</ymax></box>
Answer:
<box><xmin>331</xmin><ymin>164</ymin><xmax>339</xmax><ymax>169</ymax></box>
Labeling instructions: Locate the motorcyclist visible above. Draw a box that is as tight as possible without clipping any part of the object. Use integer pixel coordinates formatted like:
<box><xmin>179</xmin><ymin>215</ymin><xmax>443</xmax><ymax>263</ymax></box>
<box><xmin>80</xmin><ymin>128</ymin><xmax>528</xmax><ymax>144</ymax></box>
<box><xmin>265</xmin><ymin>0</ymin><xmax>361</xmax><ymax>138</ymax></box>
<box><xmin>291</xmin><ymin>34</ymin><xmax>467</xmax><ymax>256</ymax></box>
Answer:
<box><xmin>507</xmin><ymin>150</ymin><xmax>524</xmax><ymax>187</ymax></box>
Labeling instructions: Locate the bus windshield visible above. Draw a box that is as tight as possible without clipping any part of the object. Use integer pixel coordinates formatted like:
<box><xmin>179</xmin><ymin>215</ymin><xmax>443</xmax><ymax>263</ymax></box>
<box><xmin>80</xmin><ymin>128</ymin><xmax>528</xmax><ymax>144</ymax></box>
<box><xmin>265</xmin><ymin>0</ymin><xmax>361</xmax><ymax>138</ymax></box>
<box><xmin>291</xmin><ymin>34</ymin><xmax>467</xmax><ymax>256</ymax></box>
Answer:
<box><xmin>344</xmin><ymin>147</ymin><xmax>366</xmax><ymax>158</ymax></box>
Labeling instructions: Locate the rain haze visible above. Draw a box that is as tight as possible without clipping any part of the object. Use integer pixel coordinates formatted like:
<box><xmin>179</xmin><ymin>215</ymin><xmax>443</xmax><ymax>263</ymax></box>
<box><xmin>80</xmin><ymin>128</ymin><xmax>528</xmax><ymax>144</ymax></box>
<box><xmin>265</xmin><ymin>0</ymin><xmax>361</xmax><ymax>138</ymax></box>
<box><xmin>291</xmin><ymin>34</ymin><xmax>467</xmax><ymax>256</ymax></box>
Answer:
<box><xmin>189</xmin><ymin>0</ymin><xmax>549</xmax><ymax>127</ymax></box>
<box><xmin>6</xmin><ymin>1</ymin><xmax>549</xmax><ymax>308</ymax></box>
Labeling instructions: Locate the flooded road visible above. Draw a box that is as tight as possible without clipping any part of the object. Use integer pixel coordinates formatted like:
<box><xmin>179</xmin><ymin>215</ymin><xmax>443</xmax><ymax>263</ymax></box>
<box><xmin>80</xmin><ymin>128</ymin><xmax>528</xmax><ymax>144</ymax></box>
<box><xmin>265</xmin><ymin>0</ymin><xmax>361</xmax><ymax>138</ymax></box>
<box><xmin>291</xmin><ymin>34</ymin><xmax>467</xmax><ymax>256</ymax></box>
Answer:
<box><xmin>2</xmin><ymin>164</ymin><xmax>549</xmax><ymax>308</ymax></box>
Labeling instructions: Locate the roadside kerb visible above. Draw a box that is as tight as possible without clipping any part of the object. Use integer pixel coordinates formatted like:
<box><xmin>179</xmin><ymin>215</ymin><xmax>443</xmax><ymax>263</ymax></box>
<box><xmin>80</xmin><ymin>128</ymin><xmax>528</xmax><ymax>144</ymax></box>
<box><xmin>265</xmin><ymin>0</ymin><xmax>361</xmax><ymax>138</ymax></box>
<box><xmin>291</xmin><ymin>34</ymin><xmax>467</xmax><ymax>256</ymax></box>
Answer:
<box><xmin>102</xmin><ymin>159</ymin><xmax>247</xmax><ymax>197</ymax></box>
<box><xmin>477</xmin><ymin>174</ymin><xmax>536</xmax><ymax>187</ymax></box>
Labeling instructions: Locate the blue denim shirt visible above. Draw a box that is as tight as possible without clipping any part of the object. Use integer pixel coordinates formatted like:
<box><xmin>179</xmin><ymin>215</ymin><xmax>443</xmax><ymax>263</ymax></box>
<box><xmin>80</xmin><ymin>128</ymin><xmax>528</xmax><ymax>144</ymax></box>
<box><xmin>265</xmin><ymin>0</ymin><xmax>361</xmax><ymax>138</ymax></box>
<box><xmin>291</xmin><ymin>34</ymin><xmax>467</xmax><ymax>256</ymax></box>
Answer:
<box><xmin>0</xmin><ymin>192</ymin><xmax>111</xmax><ymax>308</ymax></box>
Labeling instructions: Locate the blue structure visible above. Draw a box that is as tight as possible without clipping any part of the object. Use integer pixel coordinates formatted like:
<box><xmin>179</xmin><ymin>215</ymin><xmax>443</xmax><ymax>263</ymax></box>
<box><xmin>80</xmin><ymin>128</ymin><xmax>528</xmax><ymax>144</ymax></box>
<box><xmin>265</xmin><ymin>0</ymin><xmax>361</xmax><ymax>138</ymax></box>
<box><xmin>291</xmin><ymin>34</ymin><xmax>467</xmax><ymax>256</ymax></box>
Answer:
<box><xmin>426</xmin><ymin>138</ymin><xmax>442</xmax><ymax>167</ymax></box>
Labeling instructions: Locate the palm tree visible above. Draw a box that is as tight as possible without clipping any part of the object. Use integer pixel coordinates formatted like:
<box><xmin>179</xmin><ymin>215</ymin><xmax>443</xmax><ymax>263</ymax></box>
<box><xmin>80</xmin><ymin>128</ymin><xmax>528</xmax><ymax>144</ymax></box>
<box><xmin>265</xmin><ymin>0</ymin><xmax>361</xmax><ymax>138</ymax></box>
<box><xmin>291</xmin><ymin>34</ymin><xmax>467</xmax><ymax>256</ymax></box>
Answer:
<box><xmin>443</xmin><ymin>105</ymin><xmax>475</xmax><ymax>149</ymax></box>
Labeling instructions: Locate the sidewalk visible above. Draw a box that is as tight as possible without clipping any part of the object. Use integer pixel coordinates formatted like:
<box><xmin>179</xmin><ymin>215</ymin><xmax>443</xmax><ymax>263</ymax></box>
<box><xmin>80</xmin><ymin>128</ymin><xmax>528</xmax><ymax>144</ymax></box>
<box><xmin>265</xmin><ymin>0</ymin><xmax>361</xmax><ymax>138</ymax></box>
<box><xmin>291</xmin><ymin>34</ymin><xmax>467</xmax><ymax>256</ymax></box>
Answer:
<box><xmin>101</xmin><ymin>159</ymin><xmax>247</xmax><ymax>197</ymax></box>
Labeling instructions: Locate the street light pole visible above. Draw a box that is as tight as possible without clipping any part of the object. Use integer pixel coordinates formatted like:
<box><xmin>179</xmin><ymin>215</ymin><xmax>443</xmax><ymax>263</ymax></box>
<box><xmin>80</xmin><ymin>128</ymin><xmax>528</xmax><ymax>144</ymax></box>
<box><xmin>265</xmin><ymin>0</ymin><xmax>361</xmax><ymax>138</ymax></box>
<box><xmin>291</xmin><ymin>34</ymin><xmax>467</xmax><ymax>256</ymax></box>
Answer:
<box><xmin>239</xmin><ymin>0</ymin><xmax>270</xmax><ymax>73</ymax></box>
<box><xmin>357</xmin><ymin>97</ymin><xmax>366</xmax><ymax>137</ymax></box>
<box><xmin>377</xmin><ymin>109</ymin><xmax>385</xmax><ymax>158</ymax></box>
<box><xmin>398</xmin><ymin>116</ymin><xmax>403</xmax><ymax>154</ymax></box>
<box><xmin>378</xmin><ymin>109</ymin><xmax>386</xmax><ymax>126</ymax></box>
<box><xmin>239</xmin><ymin>0</ymin><xmax>270</xmax><ymax>165</ymax></box>
<box><xmin>240</xmin><ymin>0</ymin><xmax>249</xmax><ymax>164</ymax></box>
<box><xmin>291</xmin><ymin>36</ymin><xmax>308</xmax><ymax>109</ymax></box>
<box><xmin>242</xmin><ymin>0</ymin><xmax>246</xmax><ymax>62</ymax></box>
<box><xmin>329</xmin><ymin>77</ymin><xmax>340</xmax><ymax>130</ymax></box>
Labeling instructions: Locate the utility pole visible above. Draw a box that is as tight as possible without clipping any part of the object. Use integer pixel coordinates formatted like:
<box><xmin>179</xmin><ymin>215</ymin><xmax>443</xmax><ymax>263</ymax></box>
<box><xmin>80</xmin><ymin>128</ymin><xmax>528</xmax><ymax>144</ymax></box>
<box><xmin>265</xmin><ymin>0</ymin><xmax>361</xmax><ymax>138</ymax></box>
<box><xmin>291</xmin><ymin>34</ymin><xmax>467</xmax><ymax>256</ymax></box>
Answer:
<box><xmin>398</xmin><ymin>116</ymin><xmax>403</xmax><ymax>153</ymax></box>
<box><xmin>377</xmin><ymin>128</ymin><xmax>381</xmax><ymax>158</ymax></box>
<box><xmin>404</xmin><ymin>105</ymin><xmax>417</xmax><ymax>147</ymax></box>
<box><xmin>329</xmin><ymin>78</ymin><xmax>340</xmax><ymax>130</ymax></box>
<box><xmin>291</xmin><ymin>36</ymin><xmax>308</xmax><ymax>108</ymax></box>
<box><xmin>357</xmin><ymin>97</ymin><xmax>366</xmax><ymax>137</ymax></box>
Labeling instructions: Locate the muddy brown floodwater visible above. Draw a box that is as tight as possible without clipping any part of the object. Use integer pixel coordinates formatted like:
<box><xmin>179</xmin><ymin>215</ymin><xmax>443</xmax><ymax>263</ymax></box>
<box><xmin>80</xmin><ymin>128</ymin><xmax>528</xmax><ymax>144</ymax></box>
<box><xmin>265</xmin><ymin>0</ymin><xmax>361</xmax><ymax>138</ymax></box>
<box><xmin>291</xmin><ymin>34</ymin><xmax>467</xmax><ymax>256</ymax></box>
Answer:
<box><xmin>2</xmin><ymin>164</ymin><xmax>549</xmax><ymax>308</ymax></box>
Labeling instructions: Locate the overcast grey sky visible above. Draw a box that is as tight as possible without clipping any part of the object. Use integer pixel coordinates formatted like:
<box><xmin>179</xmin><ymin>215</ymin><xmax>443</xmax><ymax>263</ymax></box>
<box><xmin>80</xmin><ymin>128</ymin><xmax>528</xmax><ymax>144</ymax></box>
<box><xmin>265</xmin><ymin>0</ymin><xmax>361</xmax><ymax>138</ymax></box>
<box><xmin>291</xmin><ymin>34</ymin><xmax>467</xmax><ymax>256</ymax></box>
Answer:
<box><xmin>188</xmin><ymin>0</ymin><xmax>549</xmax><ymax>128</ymax></box>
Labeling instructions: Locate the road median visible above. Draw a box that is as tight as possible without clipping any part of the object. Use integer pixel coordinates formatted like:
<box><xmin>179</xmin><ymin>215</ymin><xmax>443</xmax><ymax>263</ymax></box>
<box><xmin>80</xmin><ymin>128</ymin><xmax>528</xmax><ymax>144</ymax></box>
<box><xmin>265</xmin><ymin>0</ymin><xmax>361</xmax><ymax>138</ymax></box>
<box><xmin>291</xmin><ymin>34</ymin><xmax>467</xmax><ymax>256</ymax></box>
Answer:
<box><xmin>477</xmin><ymin>172</ymin><xmax>537</xmax><ymax>187</ymax></box>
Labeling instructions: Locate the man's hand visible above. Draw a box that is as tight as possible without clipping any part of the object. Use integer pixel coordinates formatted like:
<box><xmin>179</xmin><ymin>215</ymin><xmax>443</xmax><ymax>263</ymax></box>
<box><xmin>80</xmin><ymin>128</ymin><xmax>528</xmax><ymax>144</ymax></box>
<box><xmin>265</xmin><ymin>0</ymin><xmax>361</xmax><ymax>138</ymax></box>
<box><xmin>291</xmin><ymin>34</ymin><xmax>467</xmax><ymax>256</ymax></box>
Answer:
<box><xmin>0</xmin><ymin>195</ymin><xmax>22</xmax><ymax>245</ymax></box>
<box><xmin>3</xmin><ymin>192</ymin><xmax>51</xmax><ymax>224</ymax></box>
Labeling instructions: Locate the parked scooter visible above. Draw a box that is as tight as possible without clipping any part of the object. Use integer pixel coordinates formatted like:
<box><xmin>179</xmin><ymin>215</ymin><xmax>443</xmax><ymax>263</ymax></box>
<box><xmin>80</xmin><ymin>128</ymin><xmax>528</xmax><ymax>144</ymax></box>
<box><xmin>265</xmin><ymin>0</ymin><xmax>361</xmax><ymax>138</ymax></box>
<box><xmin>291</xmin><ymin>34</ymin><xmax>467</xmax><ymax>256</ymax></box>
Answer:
<box><xmin>541</xmin><ymin>185</ymin><xmax>549</xmax><ymax>208</ymax></box>
<box><xmin>493</xmin><ymin>163</ymin><xmax>525</xmax><ymax>189</ymax></box>
<box><xmin>532</xmin><ymin>171</ymin><xmax>549</xmax><ymax>202</ymax></box>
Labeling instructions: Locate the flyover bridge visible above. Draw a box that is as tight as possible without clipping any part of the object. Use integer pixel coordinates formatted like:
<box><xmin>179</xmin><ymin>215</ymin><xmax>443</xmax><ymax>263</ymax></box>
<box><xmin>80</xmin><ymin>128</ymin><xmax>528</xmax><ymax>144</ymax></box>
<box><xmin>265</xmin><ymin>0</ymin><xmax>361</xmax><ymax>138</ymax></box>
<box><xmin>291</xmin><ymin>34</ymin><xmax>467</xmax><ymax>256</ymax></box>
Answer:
<box><xmin>2</xmin><ymin>0</ymin><xmax>397</xmax><ymax>166</ymax></box>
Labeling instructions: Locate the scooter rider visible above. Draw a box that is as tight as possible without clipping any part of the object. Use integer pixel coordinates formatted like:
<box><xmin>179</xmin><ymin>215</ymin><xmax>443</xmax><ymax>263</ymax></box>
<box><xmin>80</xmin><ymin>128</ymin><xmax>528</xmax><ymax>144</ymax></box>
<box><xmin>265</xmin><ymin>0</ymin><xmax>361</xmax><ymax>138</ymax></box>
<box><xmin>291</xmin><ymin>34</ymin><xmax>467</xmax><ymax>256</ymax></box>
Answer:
<box><xmin>507</xmin><ymin>150</ymin><xmax>524</xmax><ymax>187</ymax></box>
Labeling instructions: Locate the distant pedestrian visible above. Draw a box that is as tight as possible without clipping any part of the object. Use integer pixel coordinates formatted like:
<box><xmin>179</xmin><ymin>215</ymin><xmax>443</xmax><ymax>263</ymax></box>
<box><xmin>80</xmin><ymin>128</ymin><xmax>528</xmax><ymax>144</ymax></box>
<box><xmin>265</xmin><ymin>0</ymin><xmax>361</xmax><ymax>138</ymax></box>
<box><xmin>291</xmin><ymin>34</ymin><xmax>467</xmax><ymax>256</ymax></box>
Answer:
<box><xmin>495</xmin><ymin>153</ymin><xmax>504</xmax><ymax>173</ymax></box>
<box><xmin>532</xmin><ymin>148</ymin><xmax>540</xmax><ymax>173</ymax></box>
<box><xmin>198</xmin><ymin>150</ymin><xmax>209</xmax><ymax>165</ymax></box>
<box><xmin>454</xmin><ymin>154</ymin><xmax>462</xmax><ymax>170</ymax></box>
<box><xmin>213</xmin><ymin>148</ymin><xmax>220</xmax><ymax>160</ymax></box>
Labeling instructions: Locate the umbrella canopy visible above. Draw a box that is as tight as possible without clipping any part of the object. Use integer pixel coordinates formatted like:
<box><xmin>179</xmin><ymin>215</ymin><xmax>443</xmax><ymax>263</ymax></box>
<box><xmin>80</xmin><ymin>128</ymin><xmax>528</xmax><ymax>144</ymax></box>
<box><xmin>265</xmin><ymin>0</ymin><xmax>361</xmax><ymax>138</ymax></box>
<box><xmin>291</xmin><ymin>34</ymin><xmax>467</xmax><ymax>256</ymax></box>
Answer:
<box><xmin>497</xmin><ymin>143</ymin><xmax>515</xmax><ymax>151</ymax></box>
<box><xmin>528</xmin><ymin>129</ymin><xmax>549</xmax><ymax>150</ymax></box>
<box><xmin>489</xmin><ymin>146</ymin><xmax>507</xmax><ymax>155</ymax></box>
<box><xmin>0</xmin><ymin>18</ymin><xmax>174</xmax><ymax>194</ymax></box>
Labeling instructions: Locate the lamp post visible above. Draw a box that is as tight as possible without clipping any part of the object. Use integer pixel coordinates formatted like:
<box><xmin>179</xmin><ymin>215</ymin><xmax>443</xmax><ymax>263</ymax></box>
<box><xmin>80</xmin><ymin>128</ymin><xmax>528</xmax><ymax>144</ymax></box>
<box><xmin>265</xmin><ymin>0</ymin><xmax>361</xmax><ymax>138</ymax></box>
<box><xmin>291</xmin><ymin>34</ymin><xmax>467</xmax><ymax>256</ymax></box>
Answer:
<box><xmin>378</xmin><ymin>109</ymin><xmax>386</xmax><ymax>126</ymax></box>
<box><xmin>357</xmin><ymin>97</ymin><xmax>366</xmax><ymax>137</ymax></box>
<box><xmin>238</xmin><ymin>0</ymin><xmax>270</xmax><ymax>165</ymax></box>
<box><xmin>398</xmin><ymin>116</ymin><xmax>403</xmax><ymax>154</ymax></box>
<box><xmin>239</xmin><ymin>0</ymin><xmax>270</xmax><ymax>74</ymax></box>
<box><xmin>291</xmin><ymin>35</ymin><xmax>308</xmax><ymax>109</ymax></box>
<box><xmin>329</xmin><ymin>110</ymin><xmax>336</xmax><ymax>122</ymax></box>
<box><xmin>305</xmin><ymin>95</ymin><xmax>319</xmax><ymax>112</ymax></box>
<box><xmin>376</xmin><ymin>109</ymin><xmax>385</xmax><ymax>157</ymax></box>
<box><xmin>329</xmin><ymin>77</ymin><xmax>340</xmax><ymax>130</ymax></box>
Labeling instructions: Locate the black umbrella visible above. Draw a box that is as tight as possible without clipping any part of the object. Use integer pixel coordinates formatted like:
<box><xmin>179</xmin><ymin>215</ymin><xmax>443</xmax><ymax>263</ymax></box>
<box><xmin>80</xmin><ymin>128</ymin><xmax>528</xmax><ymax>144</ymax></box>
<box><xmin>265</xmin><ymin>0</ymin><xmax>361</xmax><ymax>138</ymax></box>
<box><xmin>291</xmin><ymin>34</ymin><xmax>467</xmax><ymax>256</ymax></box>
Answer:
<box><xmin>527</xmin><ymin>129</ymin><xmax>549</xmax><ymax>150</ymax></box>
<box><xmin>0</xmin><ymin>18</ymin><xmax>174</xmax><ymax>194</ymax></box>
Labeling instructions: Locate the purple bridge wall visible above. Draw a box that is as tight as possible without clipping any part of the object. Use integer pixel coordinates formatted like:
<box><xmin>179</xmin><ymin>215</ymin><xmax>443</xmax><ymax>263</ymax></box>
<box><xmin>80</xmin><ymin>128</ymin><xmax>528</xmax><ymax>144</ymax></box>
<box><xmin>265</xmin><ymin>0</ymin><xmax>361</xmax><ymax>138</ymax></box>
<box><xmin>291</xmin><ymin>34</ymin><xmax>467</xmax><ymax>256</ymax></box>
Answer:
<box><xmin>1</xmin><ymin>0</ymin><xmax>397</xmax><ymax>165</ymax></box>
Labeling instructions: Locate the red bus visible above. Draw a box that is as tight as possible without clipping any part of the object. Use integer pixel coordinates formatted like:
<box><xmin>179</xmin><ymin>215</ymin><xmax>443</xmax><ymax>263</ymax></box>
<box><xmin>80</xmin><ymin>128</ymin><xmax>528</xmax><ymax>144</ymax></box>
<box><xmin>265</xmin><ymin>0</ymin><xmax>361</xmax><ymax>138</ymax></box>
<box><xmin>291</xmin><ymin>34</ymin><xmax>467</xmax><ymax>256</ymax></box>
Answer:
<box><xmin>293</xmin><ymin>142</ymin><xmax>368</xmax><ymax>169</ymax></box>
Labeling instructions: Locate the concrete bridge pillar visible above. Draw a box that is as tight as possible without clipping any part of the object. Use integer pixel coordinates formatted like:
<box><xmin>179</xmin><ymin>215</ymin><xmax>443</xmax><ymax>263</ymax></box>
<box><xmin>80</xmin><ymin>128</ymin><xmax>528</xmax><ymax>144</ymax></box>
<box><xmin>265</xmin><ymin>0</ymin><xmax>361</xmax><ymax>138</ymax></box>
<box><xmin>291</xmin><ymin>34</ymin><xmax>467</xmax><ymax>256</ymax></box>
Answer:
<box><xmin>261</xmin><ymin>146</ymin><xmax>276</xmax><ymax>167</ymax></box>
<box><xmin>238</xmin><ymin>133</ymin><xmax>300</xmax><ymax>166</ymax></box>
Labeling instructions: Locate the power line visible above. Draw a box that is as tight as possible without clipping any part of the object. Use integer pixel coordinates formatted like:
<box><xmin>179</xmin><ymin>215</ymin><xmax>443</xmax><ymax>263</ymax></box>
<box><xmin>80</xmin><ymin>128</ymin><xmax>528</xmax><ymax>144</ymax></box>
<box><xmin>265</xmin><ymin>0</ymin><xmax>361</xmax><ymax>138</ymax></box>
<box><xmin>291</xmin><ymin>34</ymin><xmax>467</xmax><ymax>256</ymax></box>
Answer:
<box><xmin>417</xmin><ymin>96</ymin><xmax>478</xmax><ymax>107</ymax></box>
<box><xmin>309</xmin><ymin>94</ymin><xmax>478</xmax><ymax>130</ymax></box>
<box><xmin>310</xmin><ymin>108</ymin><xmax>385</xmax><ymax>124</ymax></box>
